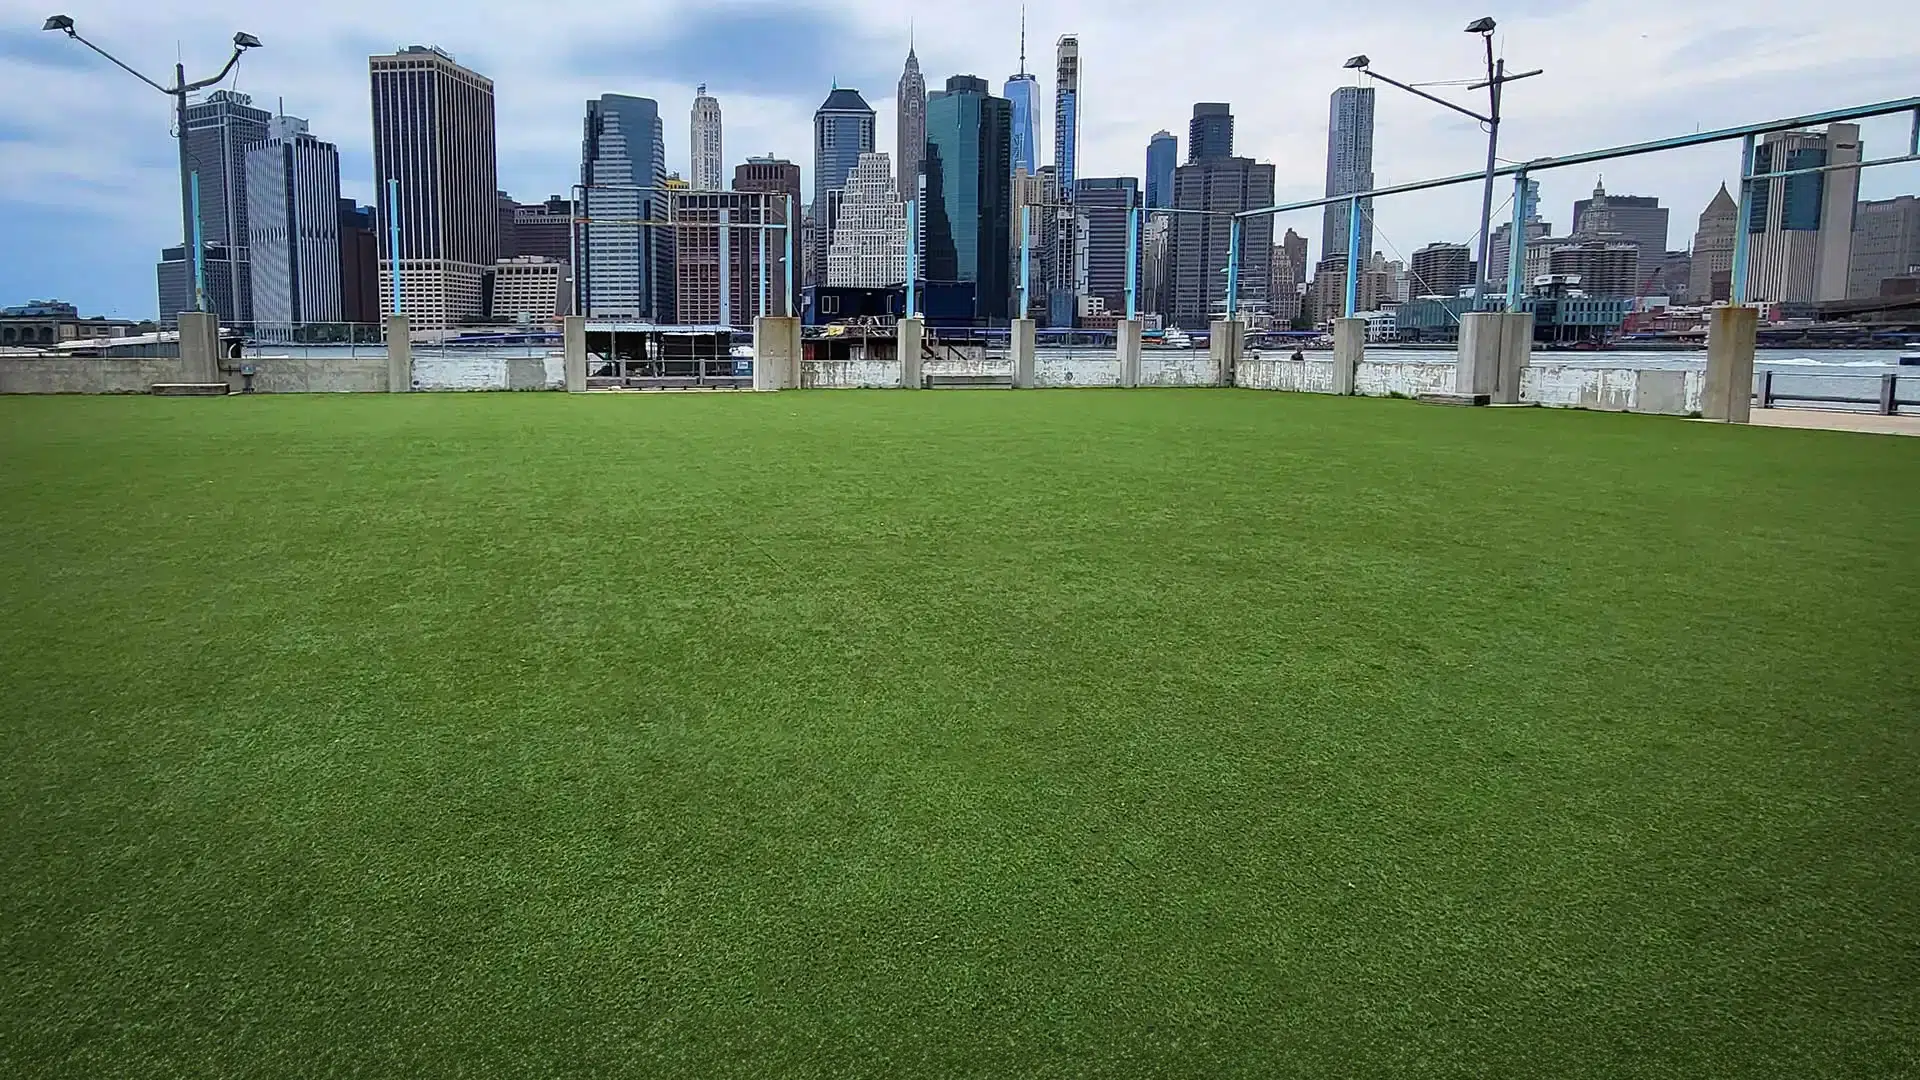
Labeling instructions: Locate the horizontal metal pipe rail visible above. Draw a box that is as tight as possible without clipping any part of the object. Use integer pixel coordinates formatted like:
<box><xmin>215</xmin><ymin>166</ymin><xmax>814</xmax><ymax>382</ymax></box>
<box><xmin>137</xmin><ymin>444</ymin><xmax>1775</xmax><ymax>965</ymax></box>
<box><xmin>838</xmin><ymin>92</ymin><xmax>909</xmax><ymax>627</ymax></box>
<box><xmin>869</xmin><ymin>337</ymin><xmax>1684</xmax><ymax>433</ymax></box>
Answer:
<box><xmin>1235</xmin><ymin>96</ymin><xmax>1920</xmax><ymax>219</ymax></box>
<box><xmin>1756</xmin><ymin>371</ymin><xmax>1913</xmax><ymax>415</ymax></box>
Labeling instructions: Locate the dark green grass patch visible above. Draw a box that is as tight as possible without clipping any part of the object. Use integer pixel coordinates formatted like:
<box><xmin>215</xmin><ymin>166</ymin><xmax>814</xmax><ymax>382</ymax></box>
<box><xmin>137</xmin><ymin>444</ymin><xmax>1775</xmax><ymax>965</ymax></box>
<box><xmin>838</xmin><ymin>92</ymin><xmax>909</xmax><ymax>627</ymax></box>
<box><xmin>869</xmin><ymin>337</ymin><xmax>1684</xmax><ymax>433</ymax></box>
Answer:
<box><xmin>2</xmin><ymin>390</ymin><xmax>1916</xmax><ymax>1077</ymax></box>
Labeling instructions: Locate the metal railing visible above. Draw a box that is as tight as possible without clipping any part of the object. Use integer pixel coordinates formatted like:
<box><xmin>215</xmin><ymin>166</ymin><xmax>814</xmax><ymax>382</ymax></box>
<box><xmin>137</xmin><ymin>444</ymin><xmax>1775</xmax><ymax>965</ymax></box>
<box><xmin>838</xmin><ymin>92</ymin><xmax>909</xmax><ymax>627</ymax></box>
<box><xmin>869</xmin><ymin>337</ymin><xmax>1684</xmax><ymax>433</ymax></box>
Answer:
<box><xmin>1756</xmin><ymin>371</ymin><xmax>1915</xmax><ymax>414</ymax></box>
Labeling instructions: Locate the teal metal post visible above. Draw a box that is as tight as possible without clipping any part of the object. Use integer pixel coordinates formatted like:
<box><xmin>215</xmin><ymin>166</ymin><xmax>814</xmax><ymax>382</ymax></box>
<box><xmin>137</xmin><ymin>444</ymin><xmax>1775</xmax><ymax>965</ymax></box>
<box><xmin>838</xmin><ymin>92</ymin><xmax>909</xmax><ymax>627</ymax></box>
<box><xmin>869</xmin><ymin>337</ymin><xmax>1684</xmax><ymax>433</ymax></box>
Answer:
<box><xmin>189</xmin><ymin>171</ymin><xmax>206</xmax><ymax>313</ymax></box>
<box><xmin>718</xmin><ymin>206</ymin><xmax>731</xmax><ymax>328</ymax></box>
<box><xmin>1125</xmin><ymin>206</ymin><xmax>1139</xmax><ymax>320</ymax></box>
<box><xmin>1731</xmin><ymin>134</ymin><xmax>1756</xmax><ymax>305</ymax></box>
<box><xmin>1020</xmin><ymin>205</ymin><xmax>1031</xmax><ymax>318</ymax></box>
<box><xmin>1506</xmin><ymin>171</ymin><xmax>1528</xmax><ymax>305</ymax></box>
<box><xmin>1343</xmin><ymin>196</ymin><xmax>1361</xmax><ymax>317</ymax></box>
<box><xmin>757</xmin><ymin>201</ymin><xmax>768</xmax><ymax>320</ymax></box>
<box><xmin>906</xmin><ymin>200</ymin><xmax>918</xmax><ymax>318</ymax></box>
<box><xmin>784</xmin><ymin>195</ymin><xmax>796</xmax><ymax>318</ymax></box>
<box><xmin>386</xmin><ymin>177</ymin><xmax>403</xmax><ymax>314</ymax></box>
<box><xmin>1225</xmin><ymin>216</ymin><xmax>1241</xmax><ymax>319</ymax></box>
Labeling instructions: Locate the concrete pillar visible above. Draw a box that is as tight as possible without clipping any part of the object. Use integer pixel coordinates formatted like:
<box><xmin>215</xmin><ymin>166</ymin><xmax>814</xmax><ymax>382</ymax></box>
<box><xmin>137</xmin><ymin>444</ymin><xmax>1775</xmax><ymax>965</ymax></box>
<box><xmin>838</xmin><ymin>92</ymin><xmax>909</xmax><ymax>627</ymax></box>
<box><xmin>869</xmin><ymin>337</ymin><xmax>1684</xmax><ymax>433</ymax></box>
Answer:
<box><xmin>1703</xmin><ymin>305</ymin><xmax>1758</xmax><ymax>422</ymax></box>
<box><xmin>1117</xmin><ymin>319</ymin><xmax>1142</xmax><ymax>388</ymax></box>
<box><xmin>1495</xmin><ymin>311</ymin><xmax>1534</xmax><ymax>405</ymax></box>
<box><xmin>1011</xmin><ymin>318</ymin><xmax>1037</xmax><ymax>388</ymax></box>
<box><xmin>897</xmin><ymin>318</ymin><xmax>925</xmax><ymax>390</ymax></box>
<box><xmin>1454</xmin><ymin>312</ymin><xmax>1501</xmax><ymax>398</ymax></box>
<box><xmin>177</xmin><ymin>311</ymin><xmax>219</xmax><ymax>383</ymax></box>
<box><xmin>563</xmin><ymin>315</ymin><xmax>588</xmax><ymax>393</ymax></box>
<box><xmin>752</xmin><ymin>315</ymin><xmax>802</xmax><ymax>391</ymax></box>
<box><xmin>385</xmin><ymin>314</ymin><xmax>412</xmax><ymax>393</ymax></box>
<box><xmin>1331</xmin><ymin>318</ymin><xmax>1365</xmax><ymax>395</ymax></box>
<box><xmin>1208</xmin><ymin>319</ymin><xmax>1244</xmax><ymax>386</ymax></box>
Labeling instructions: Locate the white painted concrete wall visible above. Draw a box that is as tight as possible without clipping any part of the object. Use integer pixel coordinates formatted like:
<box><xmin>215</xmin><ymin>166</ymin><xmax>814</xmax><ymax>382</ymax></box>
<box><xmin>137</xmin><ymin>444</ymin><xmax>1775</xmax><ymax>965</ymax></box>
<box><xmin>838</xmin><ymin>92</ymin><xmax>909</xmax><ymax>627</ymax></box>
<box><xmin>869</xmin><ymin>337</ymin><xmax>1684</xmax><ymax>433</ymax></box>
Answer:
<box><xmin>410</xmin><ymin>354</ymin><xmax>564</xmax><ymax>391</ymax></box>
<box><xmin>1141</xmin><ymin>358</ymin><xmax>1220</xmax><ymax>387</ymax></box>
<box><xmin>1236</xmin><ymin>358</ymin><xmax>1336</xmax><ymax>393</ymax></box>
<box><xmin>1036</xmin><ymin>358</ymin><xmax>1122</xmax><ymax>387</ymax></box>
<box><xmin>923</xmin><ymin>356</ymin><xmax>1014</xmax><ymax>378</ymax></box>
<box><xmin>1235</xmin><ymin>356</ymin><xmax>1707</xmax><ymax>416</ymax></box>
<box><xmin>1354</xmin><ymin>361</ymin><xmax>1456</xmax><ymax>399</ymax></box>
<box><xmin>801</xmin><ymin>359</ymin><xmax>903</xmax><ymax>388</ymax></box>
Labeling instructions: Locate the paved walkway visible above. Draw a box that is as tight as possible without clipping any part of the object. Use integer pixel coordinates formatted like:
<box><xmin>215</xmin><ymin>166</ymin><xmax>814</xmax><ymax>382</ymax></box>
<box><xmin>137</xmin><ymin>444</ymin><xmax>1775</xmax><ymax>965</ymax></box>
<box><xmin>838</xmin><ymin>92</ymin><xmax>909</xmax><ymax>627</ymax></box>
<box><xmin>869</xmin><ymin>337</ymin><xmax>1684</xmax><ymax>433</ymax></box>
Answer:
<box><xmin>1747</xmin><ymin>408</ymin><xmax>1920</xmax><ymax>437</ymax></box>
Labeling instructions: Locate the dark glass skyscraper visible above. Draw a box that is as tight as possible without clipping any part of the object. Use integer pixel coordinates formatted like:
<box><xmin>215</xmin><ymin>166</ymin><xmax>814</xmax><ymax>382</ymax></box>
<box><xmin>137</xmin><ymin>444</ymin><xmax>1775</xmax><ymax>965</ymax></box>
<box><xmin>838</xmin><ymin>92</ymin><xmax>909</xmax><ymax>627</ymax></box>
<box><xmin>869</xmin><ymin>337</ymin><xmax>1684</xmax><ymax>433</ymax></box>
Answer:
<box><xmin>925</xmin><ymin>75</ymin><xmax>1013</xmax><ymax>322</ymax></box>
<box><xmin>1074</xmin><ymin>177</ymin><xmax>1138</xmax><ymax>314</ymax></box>
<box><xmin>1188</xmin><ymin>103</ymin><xmax>1233</xmax><ymax>162</ymax></box>
<box><xmin>581</xmin><ymin>94</ymin><xmax>671</xmax><ymax>319</ymax></box>
<box><xmin>1146</xmin><ymin>131</ymin><xmax>1176</xmax><ymax>210</ymax></box>
<box><xmin>813</xmin><ymin>87</ymin><xmax>876</xmax><ymax>287</ymax></box>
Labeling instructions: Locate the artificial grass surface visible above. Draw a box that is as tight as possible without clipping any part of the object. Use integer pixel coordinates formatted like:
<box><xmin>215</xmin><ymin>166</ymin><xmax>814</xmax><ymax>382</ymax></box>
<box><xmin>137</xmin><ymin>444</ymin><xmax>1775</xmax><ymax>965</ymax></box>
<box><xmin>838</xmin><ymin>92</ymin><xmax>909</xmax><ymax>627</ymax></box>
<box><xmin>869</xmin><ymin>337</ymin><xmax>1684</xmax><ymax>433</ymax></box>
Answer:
<box><xmin>1</xmin><ymin>389</ymin><xmax>1916</xmax><ymax>1078</ymax></box>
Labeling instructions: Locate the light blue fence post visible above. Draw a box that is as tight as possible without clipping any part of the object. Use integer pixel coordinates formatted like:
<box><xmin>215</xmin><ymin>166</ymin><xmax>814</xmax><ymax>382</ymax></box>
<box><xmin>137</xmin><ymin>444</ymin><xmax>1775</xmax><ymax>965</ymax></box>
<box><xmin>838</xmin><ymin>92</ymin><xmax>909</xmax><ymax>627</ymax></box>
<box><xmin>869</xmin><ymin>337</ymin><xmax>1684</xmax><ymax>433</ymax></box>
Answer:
<box><xmin>905</xmin><ymin>200</ymin><xmax>918</xmax><ymax>318</ymax></box>
<box><xmin>386</xmin><ymin>177</ymin><xmax>403</xmax><ymax>314</ymax></box>
<box><xmin>1225</xmin><ymin>216</ymin><xmax>1241</xmax><ymax>319</ymax></box>
<box><xmin>1020</xmin><ymin>205</ymin><xmax>1031</xmax><ymax>319</ymax></box>
<box><xmin>785</xmin><ymin>195</ymin><xmax>796</xmax><ymax>318</ymax></box>
<box><xmin>1343</xmin><ymin>196</ymin><xmax>1361</xmax><ymax>317</ymax></box>
<box><xmin>190</xmin><ymin>171</ymin><xmax>206</xmax><ymax>313</ymax></box>
<box><xmin>1506</xmin><ymin>171</ymin><xmax>1529</xmax><ymax>305</ymax></box>
<box><xmin>1732</xmin><ymin>134</ymin><xmax>1756</xmax><ymax>305</ymax></box>
<box><xmin>1125</xmin><ymin>206</ymin><xmax>1139</xmax><ymax>320</ymax></box>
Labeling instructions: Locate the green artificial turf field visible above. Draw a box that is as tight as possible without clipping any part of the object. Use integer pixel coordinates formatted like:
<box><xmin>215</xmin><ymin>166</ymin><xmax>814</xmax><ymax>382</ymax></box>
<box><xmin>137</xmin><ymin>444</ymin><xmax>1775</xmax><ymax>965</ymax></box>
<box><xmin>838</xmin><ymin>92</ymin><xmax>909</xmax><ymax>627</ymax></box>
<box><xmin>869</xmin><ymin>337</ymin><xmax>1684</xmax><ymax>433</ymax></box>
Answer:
<box><xmin>2</xmin><ymin>390</ymin><xmax>1917</xmax><ymax>1078</ymax></box>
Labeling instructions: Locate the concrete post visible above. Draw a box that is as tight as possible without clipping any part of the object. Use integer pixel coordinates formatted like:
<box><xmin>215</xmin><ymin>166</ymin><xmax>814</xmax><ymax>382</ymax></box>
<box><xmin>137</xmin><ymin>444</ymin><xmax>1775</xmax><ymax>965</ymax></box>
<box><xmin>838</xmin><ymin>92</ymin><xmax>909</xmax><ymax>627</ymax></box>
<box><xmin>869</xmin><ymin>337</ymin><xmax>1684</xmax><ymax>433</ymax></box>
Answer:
<box><xmin>1703</xmin><ymin>305</ymin><xmax>1758</xmax><ymax>422</ymax></box>
<box><xmin>563</xmin><ymin>315</ymin><xmax>588</xmax><ymax>393</ymax></box>
<box><xmin>1454</xmin><ymin>312</ymin><xmax>1500</xmax><ymax>398</ymax></box>
<box><xmin>1117</xmin><ymin>319</ymin><xmax>1142</xmax><ymax>388</ymax></box>
<box><xmin>1495</xmin><ymin>311</ymin><xmax>1534</xmax><ymax>405</ymax></box>
<box><xmin>897</xmin><ymin>317</ymin><xmax>925</xmax><ymax>390</ymax></box>
<box><xmin>176</xmin><ymin>311</ymin><xmax>219</xmax><ymax>383</ymax></box>
<box><xmin>1011</xmin><ymin>318</ymin><xmax>1037</xmax><ymax>389</ymax></box>
<box><xmin>1331</xmin><ymin>317</ymin><xmax>1365</xmax><ymax>395</ymax></box>
<box><xmin>1208</xmin><ymin>319</ymin><xmax>1244</xmax><ymax>386</ymax></box>
<box><xmin>385</xmin><ymin>314</ymin><xmax>412</xmax><ymax>393</ymax></box>
<box><xmin>752</xmin><ymin>315</ymin><xmax>802</xmax><ymax>391</ymax></box>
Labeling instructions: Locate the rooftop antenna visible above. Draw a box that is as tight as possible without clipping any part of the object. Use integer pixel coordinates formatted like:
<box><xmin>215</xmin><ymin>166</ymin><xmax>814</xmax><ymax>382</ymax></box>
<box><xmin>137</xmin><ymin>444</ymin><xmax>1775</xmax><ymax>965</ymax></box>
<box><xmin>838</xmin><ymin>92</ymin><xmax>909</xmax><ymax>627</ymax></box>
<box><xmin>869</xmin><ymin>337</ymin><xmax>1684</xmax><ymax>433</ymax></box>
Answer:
<box><xmin>1018</xmin><ymin>7</ymin><xmax>1027</xmax><ymax>75</ymax></box>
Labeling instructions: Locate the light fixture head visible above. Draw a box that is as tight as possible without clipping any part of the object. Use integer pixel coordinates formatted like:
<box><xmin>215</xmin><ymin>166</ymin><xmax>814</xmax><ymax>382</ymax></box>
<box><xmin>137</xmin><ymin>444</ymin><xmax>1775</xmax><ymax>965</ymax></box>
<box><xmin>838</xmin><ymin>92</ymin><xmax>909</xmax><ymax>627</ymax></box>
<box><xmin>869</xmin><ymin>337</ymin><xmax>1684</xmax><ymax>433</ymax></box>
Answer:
<box><xmin>233</xmin><ymin>31</ymin><xmax>262</xmax><ymax>49</ymax></box>
<box><xmin>1342</xmin><ymin>55</ymin><xmax>1370</xmax><ymax>70</ymax></box>
<box><xmin>42</xmin><ymin>14</ymin><xmax>75</xmax><ymax>32</ymax></box>
<box><xmin>1464</xmin><ymin>16</ymin><xmax>1497</xmax><ymax>34</ymax></box>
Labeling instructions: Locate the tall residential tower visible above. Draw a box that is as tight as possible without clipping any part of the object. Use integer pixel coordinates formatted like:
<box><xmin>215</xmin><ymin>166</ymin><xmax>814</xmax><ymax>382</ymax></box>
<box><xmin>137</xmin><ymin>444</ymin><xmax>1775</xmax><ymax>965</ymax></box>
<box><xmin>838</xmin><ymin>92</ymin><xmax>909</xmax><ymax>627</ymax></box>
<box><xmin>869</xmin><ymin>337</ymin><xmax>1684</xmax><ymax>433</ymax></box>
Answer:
<box><xmin>1321</xmin><ymin>85</ymin><xmax>1375</xmax><ymax>267</ymax></box>
<box><xmin>1048</xmin><ymin>34</ymin><xmax>1081</xmax><ymax>323</ymax></box>
<box><xmin>1146</xmin><ymin>131</ymin><xmax>1176</xmax><ymax>209</ymax></box>
<box><xmin>690</xmin><ymin>85</ymin><xmax>723</xmax><ymax>191</ymax></box>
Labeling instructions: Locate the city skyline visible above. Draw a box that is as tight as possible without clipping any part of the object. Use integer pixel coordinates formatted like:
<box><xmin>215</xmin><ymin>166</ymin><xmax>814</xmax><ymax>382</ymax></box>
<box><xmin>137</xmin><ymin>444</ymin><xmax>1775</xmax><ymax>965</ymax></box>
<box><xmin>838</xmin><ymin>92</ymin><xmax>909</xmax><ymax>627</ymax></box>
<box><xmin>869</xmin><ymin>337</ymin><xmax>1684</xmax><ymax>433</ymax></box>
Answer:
<box><xmin>5</xmin><ymin>2</ymin><xmax>1918</xmax><ymax>316</ymax></box>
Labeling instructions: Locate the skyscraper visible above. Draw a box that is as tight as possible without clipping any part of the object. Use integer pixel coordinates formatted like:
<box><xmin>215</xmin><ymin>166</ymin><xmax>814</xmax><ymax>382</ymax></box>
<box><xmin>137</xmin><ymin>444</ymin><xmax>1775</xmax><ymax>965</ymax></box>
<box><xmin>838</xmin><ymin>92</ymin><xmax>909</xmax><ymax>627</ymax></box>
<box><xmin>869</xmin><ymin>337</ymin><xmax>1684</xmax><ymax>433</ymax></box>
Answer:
<box><xmin>1168</xmin><ymin>107</ymin><xmax>1274</xmax><ymax>331</ymax></box>
<box><xmin>1005</xmin><ymin>14</ymin><xmax>1039</xmax><ymax>178</ymax></box>
<box><xmin>1049</xmin><ymin>35</ymin><xmax>1081</xmax><ymax>323</ymax></box>
<box><xmin>1189</xmin><ymin>103</ymin><xmax>1233</xmax><ymax>163</ymax></box>
<box><xmin>370</xmin><ymin>46</ymin><xmax>499</xmax><ymax>330</ymax></box>
<box><xmin>814</xmin><ymin>86</ymin><xmax>877</xmax><ymax>287</ymax></box>
<box><xmin>581</xmin><ymin>94</ymin><xmax>671</xmax><ymax>319</ymax></box>
<box><xmin>1146</xmin><ymin>131</ymin><xmax>1176</xmax><ymax>210</ymax></box>
<box><xmin>1848</xmin><ymin>195</ymin><xmax>1920</xmax><ymax>299</ymax></box>
<box><xmin>827</xmin><ymin>152</ymin><xmax>908</xmax><ymax>288</ymax></box>
<box><xmin>156</xmin><ymin>89</ymin><xmax>270</xmax><ymax>324</ymax></box>
<box><xmin>1573</xmin><ymin>179</ymin><xmax>1670</xmax><ymax>259</ymax></box>
<box><xmin>897</xmin><ymin>47</ymin><xmax>927</xmax><ymax>205</ymax></box>
<box><xmin>1321</xmin><ymin>86</ymin><xmax>1375</xmax><ymax>270</ymax></box>
<box><xmin>1745</xmin><ymin>123</ymin><xmax>1861</xmax><ymax>303</ymax></box>
<box><xmin>1689</xmin><ymin>183</ymin><xmax>1738</xmax><ymax>303</ymax></box>
<box><xmin>508</xmin><ymin>196</ymin><xmax>577</xmax><ymax>264</ymax></box>
<box><xmin>245</xmin><ymin>115</ymin><xmax>342</xmax><ymax>338</ymax></box>
<box><xmin>1074</xmin><ymin>177</ymin><xmax>1138</xmax><ymax>315</ymax></box>
<box><xmin>690</xmin><ymin>85</ymin><xmax>723</xmax><ymax>191</ymax></box>
<box><xmin>1409</xmin><ymin>242</ymin><xmax>1472</xmax><ymax>297</ymax></box>
<box><xmin>337</xmin><ymin>199</ymin><xmax>380</xmax><ymax>325</ymax></box>
<box><xmin>671</xmin><ymin>190</ymin><xmax>777</xmax><ymax>326</ymax></box>
<box><xmin>925</xmin><ymin>75</ymin><xmax>1013</xmax><ymax>321</ymax></box>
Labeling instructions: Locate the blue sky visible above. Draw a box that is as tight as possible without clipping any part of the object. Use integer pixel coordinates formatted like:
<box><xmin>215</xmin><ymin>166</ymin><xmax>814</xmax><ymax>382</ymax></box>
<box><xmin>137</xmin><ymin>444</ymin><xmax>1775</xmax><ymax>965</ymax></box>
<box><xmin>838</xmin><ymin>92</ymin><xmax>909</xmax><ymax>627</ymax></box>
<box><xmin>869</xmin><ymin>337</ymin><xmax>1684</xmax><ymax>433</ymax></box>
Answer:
<box><xmin>2</xmin><ymin>0</ymin><xmax>1917</xmax><ymax>318</ymax></box>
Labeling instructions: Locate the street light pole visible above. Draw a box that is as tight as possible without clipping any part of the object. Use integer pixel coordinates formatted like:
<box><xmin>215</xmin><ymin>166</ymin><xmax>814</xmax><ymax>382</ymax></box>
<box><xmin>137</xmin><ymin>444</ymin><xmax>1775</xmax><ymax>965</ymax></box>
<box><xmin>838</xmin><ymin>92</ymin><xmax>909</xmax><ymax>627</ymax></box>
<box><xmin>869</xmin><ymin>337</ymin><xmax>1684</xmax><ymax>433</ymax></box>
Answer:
<box><xmin>1344</xmin><ymin>18</ymin><xmax>1539</xmax><ymax>307</ymax></box>
<box><xmin>44</xmin><ymin>16</ymin><xmax>261</xmax><ymax>313</ymax></box>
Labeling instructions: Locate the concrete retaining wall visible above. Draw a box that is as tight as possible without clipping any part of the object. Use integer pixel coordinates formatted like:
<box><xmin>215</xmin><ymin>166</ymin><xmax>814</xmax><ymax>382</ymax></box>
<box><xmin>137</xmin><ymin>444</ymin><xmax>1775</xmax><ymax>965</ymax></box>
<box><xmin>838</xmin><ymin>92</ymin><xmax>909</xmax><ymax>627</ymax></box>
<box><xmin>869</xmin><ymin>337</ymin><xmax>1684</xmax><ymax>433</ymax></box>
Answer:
<box><xmin>1236</xmin><ymin>356</ymin><xmax>1706</xmax><ymax>415</ymax></box>
<box><xmin>1</xmin><ymin>357</ymin><xmax>189</xmax><ymax>393</ymax></box>
<box><xmin>1036</xmin><ymin>357</ymin><xmax>1122</xmax><ymax>387</ymax></box>
<box><xmin>801</xmin><ymin>359</ymin><xmax>902</xmax><ymax>388</ymax></box>
<box><xmin>224</xmin><ymin>356</ymin><xmax>389</xmax><ymax>393</ymax></box>
<box><xmin>1141</xmin><ymin>357</ymin><xmax>1220</xmax><ymax>387</ymax></box>
<box><xmin>411</xmin><ymin>354</ymin><xmax>564</xmax><ymax>391</ymax></box>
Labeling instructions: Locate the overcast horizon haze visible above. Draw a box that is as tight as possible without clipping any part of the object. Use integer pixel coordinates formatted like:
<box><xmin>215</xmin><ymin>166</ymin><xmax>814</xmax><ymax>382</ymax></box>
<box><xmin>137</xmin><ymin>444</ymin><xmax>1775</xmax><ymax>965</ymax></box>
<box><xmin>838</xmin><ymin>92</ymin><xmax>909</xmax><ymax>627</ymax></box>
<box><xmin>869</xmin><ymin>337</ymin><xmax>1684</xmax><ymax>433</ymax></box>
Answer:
<box><xmin>2</xmin><ymin>0</ymin><xmax>1916</xmax><ymax>319</ymax></box>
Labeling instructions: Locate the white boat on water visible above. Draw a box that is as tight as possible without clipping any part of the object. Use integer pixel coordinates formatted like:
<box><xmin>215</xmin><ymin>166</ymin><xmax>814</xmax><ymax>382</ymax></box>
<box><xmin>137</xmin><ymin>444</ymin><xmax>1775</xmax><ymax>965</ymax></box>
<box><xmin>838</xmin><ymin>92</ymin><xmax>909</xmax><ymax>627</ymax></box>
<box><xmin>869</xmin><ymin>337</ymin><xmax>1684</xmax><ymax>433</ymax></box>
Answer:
<box><xmin>1147</xmin><ymin>329</ymin><xmax>1194</xmax><ymax>350</ymax></box>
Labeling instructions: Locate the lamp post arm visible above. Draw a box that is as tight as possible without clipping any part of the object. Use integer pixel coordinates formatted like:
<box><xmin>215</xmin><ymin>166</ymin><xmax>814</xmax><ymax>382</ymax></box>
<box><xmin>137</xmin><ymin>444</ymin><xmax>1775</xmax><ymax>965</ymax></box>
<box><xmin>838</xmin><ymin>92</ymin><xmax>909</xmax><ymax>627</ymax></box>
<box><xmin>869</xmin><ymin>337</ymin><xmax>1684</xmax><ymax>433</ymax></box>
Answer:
<box><xmin>182</xmin><ymin>47</ymin><xmax>246</xmax><ymax>92</ymax></box>
<box><xmin>65</xmin><ymin>30</ymin><xmax>171</xmax><ymax>94</ymax></box>
<box><xmin>1361</xmin><ymin>68</ymin><xmax>1490</xmax><ymax>124</ymax></box>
